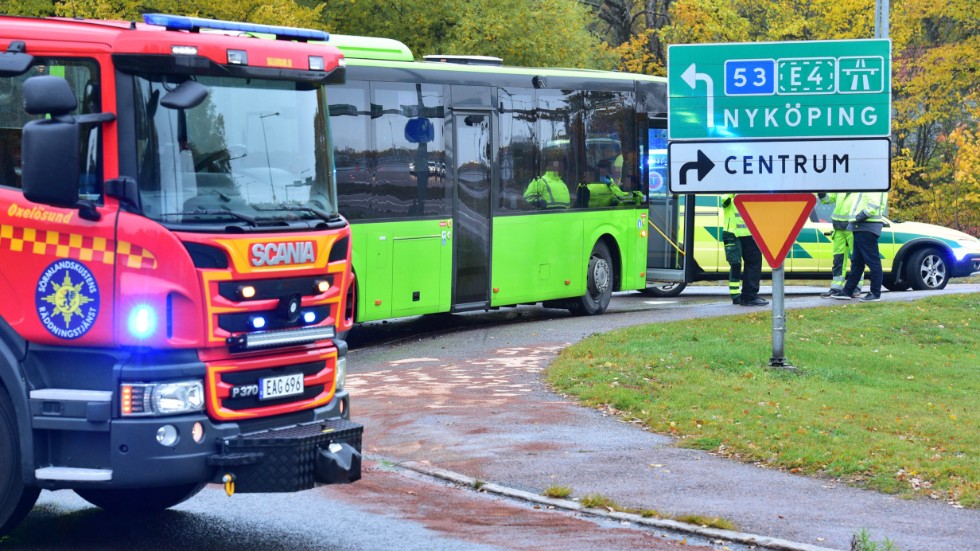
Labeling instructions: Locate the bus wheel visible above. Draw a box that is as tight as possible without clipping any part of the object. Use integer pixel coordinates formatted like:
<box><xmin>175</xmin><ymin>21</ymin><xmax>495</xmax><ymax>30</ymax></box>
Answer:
<box><xmin>75</xmin><ymin>483</ymin><xmax>206</xmax><ymax>513</ymax></box>
<box><xmin>1</xmin><ymin>389</ymin><xmax>40</xmax><ymax>537</ymax></box>
<box><xmin>906</xmin><ymin>247</ymin><xmax>949</xmax><ymax>291</ymax></box>
<box><xmin>642</xmin><ymin>281</ymin><xmax>687</xmax><ymax>297</ymax></box>
<box><xmin>570</xmin><ymin>241</ymin><xmax>613</xmax><ymax>315</ymax></box>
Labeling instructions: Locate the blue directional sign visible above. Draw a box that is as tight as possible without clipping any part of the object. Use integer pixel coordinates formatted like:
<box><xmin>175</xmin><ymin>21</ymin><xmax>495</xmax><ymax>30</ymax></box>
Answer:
<box><xmin>725</xmin><ymin>59</ymin><xmax>775</xmax><ymax>96</ymax></box>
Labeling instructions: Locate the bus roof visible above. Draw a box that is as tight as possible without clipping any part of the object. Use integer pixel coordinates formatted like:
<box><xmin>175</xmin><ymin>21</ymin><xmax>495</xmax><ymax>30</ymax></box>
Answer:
<box><xmin>328</xmin><ymin>34</ymin><xmax>414</xmax><ymax>62</ymax></box>
<box><xmin>323</xmin><ymin>33</ymin><xmax>665</xmax><ymax>84</ymax></box>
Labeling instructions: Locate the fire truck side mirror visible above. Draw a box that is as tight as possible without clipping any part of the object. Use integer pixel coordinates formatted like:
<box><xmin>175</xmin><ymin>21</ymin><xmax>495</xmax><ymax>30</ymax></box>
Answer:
<box><xmin>161</xmin><ymin>79</ymin><xmax>208</xmax><ymax>110</ymax></box>
<box><xmin>22</xmin><ymin>76</ymin><xmax>81</xmax><ymax>209</ymax></box>
<box><xmin>0</xmin><ymin>41</ymin><xmax>33</xmax><ymax>77</ymax></box>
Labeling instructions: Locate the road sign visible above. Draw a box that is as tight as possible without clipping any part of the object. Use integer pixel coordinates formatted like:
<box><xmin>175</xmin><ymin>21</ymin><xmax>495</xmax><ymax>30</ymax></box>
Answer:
<box><xmin>668</xmin><ymin>40</ymin><xmax>891</xmax><ymax>140</ymax></box>
<box><xmin>734</xmin><ymin>194</ymin><xmax>816</xmax><ymax>268</ymax></box>
<box><xmin>668</xmin><ymin>138</ymin><xmax>890</xmax><ymax>193</ymax></box>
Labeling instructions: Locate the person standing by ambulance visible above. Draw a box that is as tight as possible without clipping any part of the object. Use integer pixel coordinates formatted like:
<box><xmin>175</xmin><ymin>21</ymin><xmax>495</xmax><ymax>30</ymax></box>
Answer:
<box><xmin>832</xmin><ymin>192</ymin><xmax>887</xmax><ymax>302</ymax></box>
<box><xmin>818</xmin><ymin>192</ymin><xmax>862</xmax><ymax>298</ymax></box>
<box><xmin>721</xmin><ymin>194</ymin><xmax>768</xmax><ymax>306</ymax></box>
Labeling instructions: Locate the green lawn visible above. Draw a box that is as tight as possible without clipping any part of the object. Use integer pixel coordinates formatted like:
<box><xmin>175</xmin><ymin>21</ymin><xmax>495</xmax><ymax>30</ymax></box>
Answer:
<box><xmin>546</xmin><ymin>294</ymin><xmax>980</xmax><ymax>507</ymax></box>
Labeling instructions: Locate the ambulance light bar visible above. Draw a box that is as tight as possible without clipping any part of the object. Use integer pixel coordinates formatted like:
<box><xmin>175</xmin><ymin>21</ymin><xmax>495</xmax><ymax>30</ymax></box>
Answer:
<box><xmin>143</xmin><ymin>14</ymin><xmax>329</xmax><ymax>42</ymax></box>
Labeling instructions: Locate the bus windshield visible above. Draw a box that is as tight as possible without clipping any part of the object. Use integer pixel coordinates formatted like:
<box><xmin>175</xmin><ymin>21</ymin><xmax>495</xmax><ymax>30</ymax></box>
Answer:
<box><xmin>134</xmin><ymin>74</ymin><xmax>338</xmax><ymax>226</ymax></box>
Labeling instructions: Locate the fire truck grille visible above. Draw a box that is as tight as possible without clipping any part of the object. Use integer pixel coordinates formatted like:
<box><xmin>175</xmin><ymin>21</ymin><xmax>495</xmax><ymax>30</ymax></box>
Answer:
<box><xmin>218</xmin><ymin>360</ymin><xmax>329</xmax><ymax>412</ymax></box>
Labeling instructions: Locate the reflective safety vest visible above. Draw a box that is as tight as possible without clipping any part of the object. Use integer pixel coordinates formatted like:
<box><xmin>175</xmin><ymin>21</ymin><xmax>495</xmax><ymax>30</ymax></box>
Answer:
<box><xmin>524</xmin><ymin>171</ymin><xmax>570</xmax><ymax>208</ymax></box>
<box><xmin>721</xmin><ymin>193</ymin><xmax>750</xmax><ymax>237</ymax></box>
<box><xmin>583</xmin><ymin>180</ymin><xmax>632</xmax><ymax>207</ymax></box>
<box><xmin>820</xmin><ymin>192</ymin><xmax>859</xmax><ymax>229</ymax></box>
<box><xmin>847</xmin><ymin>192</ymin><xmax>885</xmax><ymax>223</ymax></box>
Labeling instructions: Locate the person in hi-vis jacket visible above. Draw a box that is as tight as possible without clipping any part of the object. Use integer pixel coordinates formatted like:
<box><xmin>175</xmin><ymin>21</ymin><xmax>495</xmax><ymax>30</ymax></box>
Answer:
<box><xmin>722</xmin><ymin>194</ymin><xmax>768</xmax><ymax>307</ymax></box>
<box><xmin>832</xmin><ymin>192</ymin><xmax>888</xmax><ymax>302</ymax></box>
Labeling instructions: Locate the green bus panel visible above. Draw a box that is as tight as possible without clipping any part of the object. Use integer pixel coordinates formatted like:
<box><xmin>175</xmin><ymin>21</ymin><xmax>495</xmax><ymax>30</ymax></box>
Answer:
<box><xmin>491</xmin><ymin>209</ymin><xmax>647</xmax><ymax>307</ymax></box>
<box><xmin>352</xmin><ymin>219</ymin><xmax>453</xmax><ymax>322</ymax></box>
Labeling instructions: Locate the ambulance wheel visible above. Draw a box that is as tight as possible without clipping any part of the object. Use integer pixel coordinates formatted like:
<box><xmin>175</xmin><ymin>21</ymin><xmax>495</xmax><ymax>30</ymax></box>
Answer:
<box><xmin>882</xmin><ymin>276</ymin><xmax>910</xmax><ymax>292</ymax></box>
<box><xmin>1</xmin><ymin>389</ymin><xmax>39</xmax><ymax>537</ymax></box>
<box><xmin>906</xmin><ymin>247</ymin><xmax>949</xmax><ymax>291</ymax></box>
<box><xmin>570</xmin><ymin>241</ymin><xmax>613</xmax><ymax>315</ymax></box>
<box><xmin>75</xmin><ymin>482</ymin><xmax>206</xmax><ymax>513</ymax></box>
<box><xmin>642</xmin><ymin>281</ymin><xmax>687</xmax><ymax>297</ymax></box>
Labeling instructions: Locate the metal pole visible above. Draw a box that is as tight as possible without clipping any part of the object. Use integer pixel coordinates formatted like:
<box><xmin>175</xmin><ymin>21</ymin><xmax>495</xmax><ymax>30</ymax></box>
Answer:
<box><xmin>875</xmin><ymin>0</ymin><xmax>889</xmax><ymax>39</ymax></box>
<box><xmin>769</xmin><ymin>263</ymin><xmax>794</xmax><ymax>369</ymax></box>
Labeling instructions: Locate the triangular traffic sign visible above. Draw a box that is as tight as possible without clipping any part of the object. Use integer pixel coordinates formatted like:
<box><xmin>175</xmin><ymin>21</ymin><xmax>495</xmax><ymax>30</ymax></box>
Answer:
<box><xmin>734</xmin><ymin>194</ymin><xmax>816</xmax><ymax>269</ymax></box>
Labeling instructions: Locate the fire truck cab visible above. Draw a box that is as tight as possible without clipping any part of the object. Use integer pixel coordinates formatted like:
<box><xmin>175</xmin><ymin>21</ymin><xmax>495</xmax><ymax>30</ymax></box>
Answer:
<box><xmin>1</xmin><ymin>14</ymin><xmax>360</xmax><ymax>535</ymax></box>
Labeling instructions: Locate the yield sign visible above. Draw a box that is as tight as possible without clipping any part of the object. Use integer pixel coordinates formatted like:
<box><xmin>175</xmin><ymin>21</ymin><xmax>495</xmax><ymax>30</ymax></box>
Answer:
<box><xmin>735</xmin><ymin>194</ymin><xmax>816</xmax><ymax>268</ymax></box>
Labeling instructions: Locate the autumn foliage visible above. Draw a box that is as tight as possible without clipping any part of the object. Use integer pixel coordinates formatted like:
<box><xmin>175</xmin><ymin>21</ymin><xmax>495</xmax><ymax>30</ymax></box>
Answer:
<box><xmin>2</xmin><ymin>0</ymin><xmax>977</xmax><ymax>234</ymax></box>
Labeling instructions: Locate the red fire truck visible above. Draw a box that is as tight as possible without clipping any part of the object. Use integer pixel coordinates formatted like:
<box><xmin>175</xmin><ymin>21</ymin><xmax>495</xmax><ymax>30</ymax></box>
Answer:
<box><xmin>0</xmin><ymin>14</ymin><xmax>360</xmax><ymax>535</ymax></box>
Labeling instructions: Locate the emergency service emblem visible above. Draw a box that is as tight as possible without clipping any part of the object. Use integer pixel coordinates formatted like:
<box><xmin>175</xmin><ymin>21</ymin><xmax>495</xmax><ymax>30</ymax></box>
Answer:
<box><xmin>35</xmin><ymin>260</ymin><xmax>100</xmax><ymax>340</ymax></box>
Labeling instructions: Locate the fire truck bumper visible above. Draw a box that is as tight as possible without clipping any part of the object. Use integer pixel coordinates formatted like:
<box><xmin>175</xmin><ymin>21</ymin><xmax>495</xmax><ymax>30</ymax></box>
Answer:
<box><xmin>207</xmin><ymin>417</ymin><xmax>363</xmax><ymax>492</ymax></box>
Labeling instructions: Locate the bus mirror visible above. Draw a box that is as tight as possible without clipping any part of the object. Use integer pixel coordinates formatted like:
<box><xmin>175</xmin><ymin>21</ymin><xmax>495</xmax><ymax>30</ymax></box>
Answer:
<box><xmin>405</xmin><ymin>117</ymin><xmax>434</xmax><ymax>144</ymax></box>
<box><xmin>161</xmin><ymin>79</ymin><xmax>208</xmax><ymax>109</ymax></box>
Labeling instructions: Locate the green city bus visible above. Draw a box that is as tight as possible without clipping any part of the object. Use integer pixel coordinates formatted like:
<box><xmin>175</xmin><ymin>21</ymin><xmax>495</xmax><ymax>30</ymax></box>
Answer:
<box><xmin>327</xmin><ymin>36</ymin><xmax>685</xmax><ymax>324</ymax></box>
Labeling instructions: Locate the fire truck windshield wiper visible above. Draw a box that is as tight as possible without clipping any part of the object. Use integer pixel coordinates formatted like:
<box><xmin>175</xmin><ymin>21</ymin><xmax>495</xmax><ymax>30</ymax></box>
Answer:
<box><xmin>256</xmin><ymin>204</ymin><xmax>338</xmax><ymax>223</ymax></box>
<box><xmin>158</xmin><ymin>209</ymin><xmax>258</xmax><ymax>226</ymax></box>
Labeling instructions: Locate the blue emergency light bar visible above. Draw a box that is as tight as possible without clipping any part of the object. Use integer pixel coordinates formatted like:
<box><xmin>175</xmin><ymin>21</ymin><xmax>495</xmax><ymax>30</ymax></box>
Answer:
<box><xmin>142</xmin><ymin>14</ymin><xmax>329</xmax><ymax>42</ymax></box>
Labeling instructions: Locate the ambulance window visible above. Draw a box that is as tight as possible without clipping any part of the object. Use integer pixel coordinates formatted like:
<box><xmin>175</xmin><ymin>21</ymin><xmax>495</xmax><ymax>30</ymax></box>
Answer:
<box><xmin>0</xmin><ymin>59</ymin><xmax>101</xmax><ymax>199</ymax></box>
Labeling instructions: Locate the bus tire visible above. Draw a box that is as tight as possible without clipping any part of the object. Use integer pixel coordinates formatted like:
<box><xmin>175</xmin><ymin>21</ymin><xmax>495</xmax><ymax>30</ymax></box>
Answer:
<box><xmin>75</xmin><ymin>482</ymin><xmax>206</xmax><ymax>514</ymax></box>
<box><xmin>570</xmin><ymin>241</ymin><xmax>613</xmax><ymax>316</ymax></box>
<box><xmin>1</xmin><ymin>388</ymin><xmax>39</xmax><ymax>537</ymax></box>
<box><xmin>905</xmin><ymin>247</ymin><xmax>949</xmax><ymax>291</ymax></box>
<box><xmin>641</xmin><ymin>281</ymin><xmax>687</xmax><ymax>297</ymax></box>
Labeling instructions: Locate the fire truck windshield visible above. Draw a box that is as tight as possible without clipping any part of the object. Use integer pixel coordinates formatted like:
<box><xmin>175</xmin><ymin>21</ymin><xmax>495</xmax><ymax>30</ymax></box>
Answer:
<box><xmin>134</xmin><ymin>73</ymin><xmax>339</xmax><ymax>227</ymax></box>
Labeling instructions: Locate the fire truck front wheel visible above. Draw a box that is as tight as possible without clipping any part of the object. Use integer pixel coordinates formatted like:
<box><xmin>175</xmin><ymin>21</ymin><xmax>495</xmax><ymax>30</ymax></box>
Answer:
<box><xmin>1</xmin><ymin>389</ymin><xmax>40</xmax><ymax>536</ymax></box>
<box><xmin>75</xmin><ymin>482</ymin><xmax>206</xmax><ymax>513</ymax></box>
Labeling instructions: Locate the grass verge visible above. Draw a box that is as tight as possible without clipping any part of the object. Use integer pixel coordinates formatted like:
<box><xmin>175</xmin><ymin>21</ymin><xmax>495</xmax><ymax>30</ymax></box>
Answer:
<box><xmin>545</xmin><ymin>294</ymin><xmax>979</xmax><ymax>507</ymax></box>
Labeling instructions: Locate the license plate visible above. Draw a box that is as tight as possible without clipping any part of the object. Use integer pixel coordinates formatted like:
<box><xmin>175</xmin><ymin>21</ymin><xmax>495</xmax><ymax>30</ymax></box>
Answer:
<box><xmin>259</xmin><ymin>373</ymin><xmax>304</xmax><ymax>400</ymax></box>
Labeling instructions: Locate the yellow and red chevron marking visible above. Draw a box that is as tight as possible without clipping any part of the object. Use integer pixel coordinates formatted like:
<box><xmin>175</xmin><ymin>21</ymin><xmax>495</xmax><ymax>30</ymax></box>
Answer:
<box><xmin>0</xmin><ymin>224</ymin><xmax>157</xmax><ymax>270</ymax></box>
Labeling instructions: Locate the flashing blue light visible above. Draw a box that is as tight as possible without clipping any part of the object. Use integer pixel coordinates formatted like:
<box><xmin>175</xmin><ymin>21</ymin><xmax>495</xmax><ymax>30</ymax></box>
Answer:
<box><xmin>252</xmin><ymin>316</ymin><xmax>267</xmax><ymax>330</ymax></box>
<box><xmin>143</xmin><ymin>14</ymin><xmax>330</xmax><ymax>42</ymax></box>
<box><xmin>128</xmin><ymin>305</ymin><xmax>158</xmax><ymax>339</ymax></box>
<box><xmin>303</xmin><ymin>311</ymin><xmax>316</xmax><ymax>324</ymax></box>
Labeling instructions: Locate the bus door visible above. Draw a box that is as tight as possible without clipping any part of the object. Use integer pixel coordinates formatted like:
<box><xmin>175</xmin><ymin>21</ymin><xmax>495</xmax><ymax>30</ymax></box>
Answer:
<box><xmin>644</xmin><ymin>118</ymin><xmax>686</xmax><ymax>288</ymax></box>
<box><xmin>450</xmin><ymin>107</ymin><xmax>493</xmax><ymax>309</ymax></box>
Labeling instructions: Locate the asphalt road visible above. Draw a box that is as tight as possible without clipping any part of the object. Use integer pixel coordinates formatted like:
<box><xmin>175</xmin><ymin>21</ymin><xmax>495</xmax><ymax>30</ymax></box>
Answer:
<box><xmin>6</xmin><ymin>284</ymin><xmax>978</xmax><ymax>550</ymax></box>
<box><xmin>344</xmin><ymin>284</ymin><xmax>980</xmax><ymax>551</ymax></box>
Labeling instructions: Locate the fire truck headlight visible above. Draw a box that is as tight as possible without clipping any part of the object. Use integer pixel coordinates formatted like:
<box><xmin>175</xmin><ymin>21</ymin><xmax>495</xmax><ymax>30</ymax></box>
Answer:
<box><xmin>153</xmin><ymin>380</ymin><xmax>205</xmax><ymax>415</ymax></box>
<box><xmin>335</xmin><ymin>356</ymin><xmax>346</xmax><ymax>390</ymax></box>
<box><xmin>128</xmin><ymin>304</ymin><xmax>158</xmax><ymax>339</ymax></box>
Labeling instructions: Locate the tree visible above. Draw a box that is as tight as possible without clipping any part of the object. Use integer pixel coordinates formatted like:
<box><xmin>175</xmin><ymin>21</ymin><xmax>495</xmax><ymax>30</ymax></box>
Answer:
<box><xmin>315</xmin><ymin>0</ymin><xmax>613</xmax><ymax>69</ymax></box>
<box><xmin>2</xmin><ymin>0</ymin><xmax>323</xmax><ymax>27</ymax></box>
<box><xmin>888</xmin><ymin>0</ymin><xmax>980</xmax><ymax>233</ymax></box>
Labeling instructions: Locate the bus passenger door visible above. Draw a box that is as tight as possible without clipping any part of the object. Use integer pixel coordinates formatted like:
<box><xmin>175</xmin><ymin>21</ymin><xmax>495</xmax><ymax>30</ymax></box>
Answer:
<box><xmin>451</xmin><ymin>110</ymin><xmax>492</xmax><ymax>309</ymax></box>
<box><xmin>645</xmin><ymin>119</ymin><xmax>686</xmax><ymax>289</ymax></box>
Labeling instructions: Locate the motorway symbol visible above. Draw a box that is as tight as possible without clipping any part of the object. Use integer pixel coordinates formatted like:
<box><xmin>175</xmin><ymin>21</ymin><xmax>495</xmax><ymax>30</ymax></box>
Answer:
<box><xmin>678</xmin><ymin>150</ymin><xmax>715</xmax><ymax>187</ymax></box>
<box><xmin>681</xmin><ymin>63</ymin><xmax>715</xmax><ymax>128</ymax></box>
<box><xmin>838</xmin><ymin>56</ymin><xmax>885</xmax><ymax>93</ymax></box>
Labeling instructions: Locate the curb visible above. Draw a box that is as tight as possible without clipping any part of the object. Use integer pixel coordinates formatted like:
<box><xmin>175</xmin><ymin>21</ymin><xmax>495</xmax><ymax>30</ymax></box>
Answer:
<box><xmin>378</xmin><ymin>457</ymin><xmax>842</xmax><ymax>551</ymax></box>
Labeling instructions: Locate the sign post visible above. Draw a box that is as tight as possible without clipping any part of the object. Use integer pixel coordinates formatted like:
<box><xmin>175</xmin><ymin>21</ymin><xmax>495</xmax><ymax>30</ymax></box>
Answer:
<box><xmin>734</xmin><ymin>193</ymin><xmax>816</xmax><ymax>369</ymax></box>
<box><xmin>668</xmin><ymin>39</ymin><xmax>891</xmax><ymax>369</ymax></box>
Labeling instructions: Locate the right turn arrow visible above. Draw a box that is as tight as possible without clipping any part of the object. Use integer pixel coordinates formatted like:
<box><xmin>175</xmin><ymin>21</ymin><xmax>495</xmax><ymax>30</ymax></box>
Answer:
<box><xmin>678</xmin><ymin>150</ymin><xmax>715</xmax><ymax>187</ymax></box>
